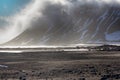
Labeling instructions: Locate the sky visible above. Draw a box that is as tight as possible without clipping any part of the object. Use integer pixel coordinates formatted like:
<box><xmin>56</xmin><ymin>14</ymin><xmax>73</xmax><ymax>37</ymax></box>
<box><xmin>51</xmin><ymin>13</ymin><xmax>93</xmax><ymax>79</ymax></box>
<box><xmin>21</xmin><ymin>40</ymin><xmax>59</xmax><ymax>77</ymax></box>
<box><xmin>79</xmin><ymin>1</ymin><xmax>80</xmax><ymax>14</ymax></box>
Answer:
<box><xmin>0</xmin><ymin>0</ymin><xmax>120</xmax><ymax>46</ymax></box>
<box><xmin>0</xmin><ymin>0</ymin><xmax>30</xmax><ymax>16</ymax></box>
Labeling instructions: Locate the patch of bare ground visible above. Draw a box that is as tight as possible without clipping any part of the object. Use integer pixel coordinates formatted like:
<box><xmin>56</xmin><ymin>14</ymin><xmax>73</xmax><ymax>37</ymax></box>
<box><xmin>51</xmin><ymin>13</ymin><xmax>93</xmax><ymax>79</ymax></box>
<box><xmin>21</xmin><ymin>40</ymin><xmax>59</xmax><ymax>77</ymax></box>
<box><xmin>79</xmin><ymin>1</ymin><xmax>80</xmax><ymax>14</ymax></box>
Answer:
<box><xmin>0</xmin><ymin>51</ymin><xmax>120</xmax><ymax>80</ymax></box>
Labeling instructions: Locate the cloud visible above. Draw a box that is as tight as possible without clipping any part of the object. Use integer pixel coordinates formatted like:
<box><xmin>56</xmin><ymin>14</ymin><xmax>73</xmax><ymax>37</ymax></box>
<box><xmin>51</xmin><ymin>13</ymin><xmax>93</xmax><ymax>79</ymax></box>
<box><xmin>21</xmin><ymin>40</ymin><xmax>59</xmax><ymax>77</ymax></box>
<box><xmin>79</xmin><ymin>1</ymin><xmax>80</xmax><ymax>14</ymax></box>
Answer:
<box><xmin>0</xmin><ymin>0</ymin><xmax>42</xmax><ymax>44</ymax></box>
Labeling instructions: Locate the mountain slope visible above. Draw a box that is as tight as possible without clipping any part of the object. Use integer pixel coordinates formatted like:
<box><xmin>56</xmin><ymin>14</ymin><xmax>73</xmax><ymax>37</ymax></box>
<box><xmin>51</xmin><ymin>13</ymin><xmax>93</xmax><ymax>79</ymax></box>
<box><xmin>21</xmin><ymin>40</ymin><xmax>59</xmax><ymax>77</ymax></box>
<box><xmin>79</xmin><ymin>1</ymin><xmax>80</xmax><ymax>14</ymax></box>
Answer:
<box><xmin>2</xmin><ymin>0</ymin><xmax>120</xmax><ymax>46</ymax></box>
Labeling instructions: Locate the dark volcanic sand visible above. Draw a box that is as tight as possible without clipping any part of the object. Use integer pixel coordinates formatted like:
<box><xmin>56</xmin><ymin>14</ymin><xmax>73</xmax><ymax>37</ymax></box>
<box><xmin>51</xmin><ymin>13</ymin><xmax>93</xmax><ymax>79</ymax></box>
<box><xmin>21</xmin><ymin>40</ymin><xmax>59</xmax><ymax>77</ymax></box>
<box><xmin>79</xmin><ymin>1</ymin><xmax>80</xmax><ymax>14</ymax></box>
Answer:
<box><xmin>0</xmin><ymin>51</ymin><xmax>120</xmax><ymax>80</ymax></box>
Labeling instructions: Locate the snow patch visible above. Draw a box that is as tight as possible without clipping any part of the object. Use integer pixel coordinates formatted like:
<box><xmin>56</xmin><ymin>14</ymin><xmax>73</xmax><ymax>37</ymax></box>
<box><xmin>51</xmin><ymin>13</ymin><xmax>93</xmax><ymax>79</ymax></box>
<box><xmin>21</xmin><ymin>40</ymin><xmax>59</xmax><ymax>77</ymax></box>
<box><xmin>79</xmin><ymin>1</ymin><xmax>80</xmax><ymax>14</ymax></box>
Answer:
<box><xmin>106</xmin><ymin>31</ymin><xmax>120</xmax><ymax>41</ymax></box>
<box><xmin>0</xmin><ymin>65</ymin><xmax>8</xmax><ymax>68</ymax></box>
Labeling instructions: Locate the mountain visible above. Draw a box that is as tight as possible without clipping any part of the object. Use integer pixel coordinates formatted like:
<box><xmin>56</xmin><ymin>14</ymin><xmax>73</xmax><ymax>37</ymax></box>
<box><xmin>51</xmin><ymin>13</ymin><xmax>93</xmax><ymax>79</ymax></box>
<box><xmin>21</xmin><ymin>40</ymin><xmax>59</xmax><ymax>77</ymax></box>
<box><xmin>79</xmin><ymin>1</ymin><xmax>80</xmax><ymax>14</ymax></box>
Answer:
<box><xmin>2</xmin><ymin>1</ymin><xmax>120</xmax><ymax>46</ymax></box>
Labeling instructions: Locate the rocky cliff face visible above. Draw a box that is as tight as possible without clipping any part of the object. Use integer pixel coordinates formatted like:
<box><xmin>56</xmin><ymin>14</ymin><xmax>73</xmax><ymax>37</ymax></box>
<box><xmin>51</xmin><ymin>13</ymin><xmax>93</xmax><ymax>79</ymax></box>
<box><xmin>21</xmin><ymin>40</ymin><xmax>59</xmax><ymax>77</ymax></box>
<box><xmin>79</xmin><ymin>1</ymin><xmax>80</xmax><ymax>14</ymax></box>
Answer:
<box><xmin>3</xmin><ymin>0</ymin><xmax>120</xmax><ymax>46</ymax></box>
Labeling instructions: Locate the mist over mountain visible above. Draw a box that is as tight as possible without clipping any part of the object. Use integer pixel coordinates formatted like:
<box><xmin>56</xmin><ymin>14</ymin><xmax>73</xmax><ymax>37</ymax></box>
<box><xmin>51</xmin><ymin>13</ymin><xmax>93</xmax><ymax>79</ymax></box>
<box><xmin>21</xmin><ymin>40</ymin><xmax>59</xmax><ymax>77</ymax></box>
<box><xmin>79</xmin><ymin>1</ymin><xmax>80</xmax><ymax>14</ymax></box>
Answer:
<box><xmin>0</xmin><ymin>0</ymin><xmax>120</xmax><ymax>46</ymax></box>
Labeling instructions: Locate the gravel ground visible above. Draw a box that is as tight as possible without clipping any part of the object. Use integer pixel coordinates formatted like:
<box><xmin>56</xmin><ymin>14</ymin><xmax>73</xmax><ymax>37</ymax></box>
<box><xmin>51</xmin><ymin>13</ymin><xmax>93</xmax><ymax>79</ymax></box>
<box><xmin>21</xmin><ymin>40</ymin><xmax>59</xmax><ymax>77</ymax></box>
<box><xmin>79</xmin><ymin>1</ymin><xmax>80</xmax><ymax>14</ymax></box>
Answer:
<box><xmin>0</xmin><ymin>51</ymin><xmax>120</xmax><ymax>80</ymax></box>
